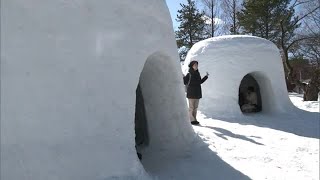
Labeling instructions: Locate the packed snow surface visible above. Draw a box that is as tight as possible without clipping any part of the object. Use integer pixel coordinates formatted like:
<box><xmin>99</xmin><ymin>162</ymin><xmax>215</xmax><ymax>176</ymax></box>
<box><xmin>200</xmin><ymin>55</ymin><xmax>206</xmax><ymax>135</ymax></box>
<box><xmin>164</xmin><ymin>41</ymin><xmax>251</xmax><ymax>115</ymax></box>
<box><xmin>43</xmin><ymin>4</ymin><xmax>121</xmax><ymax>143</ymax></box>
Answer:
<box><xmin>289</xmin><ymin>93</ymin><xmax>319</xmax><ymax>112</ymax></box>
<box><xmin>139</xmin><ymin>93</ymin><xmax>319</xmax><ymax>180</ymax></box>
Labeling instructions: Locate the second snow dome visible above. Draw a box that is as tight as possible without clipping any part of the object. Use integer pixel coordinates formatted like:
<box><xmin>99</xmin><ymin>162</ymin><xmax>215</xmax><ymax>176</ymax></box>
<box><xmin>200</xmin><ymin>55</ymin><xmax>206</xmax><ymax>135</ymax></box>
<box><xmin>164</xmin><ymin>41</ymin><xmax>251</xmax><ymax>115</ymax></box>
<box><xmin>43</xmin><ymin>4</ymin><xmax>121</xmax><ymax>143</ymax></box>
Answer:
<box><xmin>183</xmin><ymin>35</ymin><xmax>296</xmax><ymax>118</ymax></box>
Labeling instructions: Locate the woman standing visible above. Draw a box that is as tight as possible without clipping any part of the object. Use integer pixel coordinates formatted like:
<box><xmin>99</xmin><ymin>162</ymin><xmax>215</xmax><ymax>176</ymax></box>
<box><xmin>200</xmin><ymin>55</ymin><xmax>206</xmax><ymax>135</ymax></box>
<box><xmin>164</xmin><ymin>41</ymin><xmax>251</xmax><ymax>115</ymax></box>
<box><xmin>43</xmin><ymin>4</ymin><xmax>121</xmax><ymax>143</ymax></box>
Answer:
<box><xmin>183</xmin><ymin>60</ymin><xmax>209</xmax><ymax>125</ymax></box>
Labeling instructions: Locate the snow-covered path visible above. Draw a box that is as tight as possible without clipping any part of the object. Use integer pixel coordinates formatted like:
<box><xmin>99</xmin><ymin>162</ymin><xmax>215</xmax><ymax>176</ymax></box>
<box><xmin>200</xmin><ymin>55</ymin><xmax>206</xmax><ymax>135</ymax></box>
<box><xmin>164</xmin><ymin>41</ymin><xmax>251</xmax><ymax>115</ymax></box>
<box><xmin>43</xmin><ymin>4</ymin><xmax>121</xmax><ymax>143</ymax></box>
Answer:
<box><xmin>142</xmin><ymin>94</ymin><xmax>319</xmax><ymax>180</ymax></box>
<box><xmin>194</xmin><ymin>114</ymin><xmax>319</xmax><ymax>180</ymax></box>
<box><xmin>192</xmin><ymin>94</ymin><xmax>319</xmax><ymax>180</ymax></box>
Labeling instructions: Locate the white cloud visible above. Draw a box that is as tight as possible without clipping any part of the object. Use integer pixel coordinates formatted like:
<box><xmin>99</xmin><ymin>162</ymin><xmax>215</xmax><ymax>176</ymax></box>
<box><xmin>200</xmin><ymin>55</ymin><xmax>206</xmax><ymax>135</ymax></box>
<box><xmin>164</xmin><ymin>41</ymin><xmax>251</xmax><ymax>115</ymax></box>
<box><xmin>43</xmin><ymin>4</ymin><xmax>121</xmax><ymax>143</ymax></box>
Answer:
<box><xmin>202</xmin><ymin>15</ymin><xmax>224</xmax><ymax>25</ymax></box>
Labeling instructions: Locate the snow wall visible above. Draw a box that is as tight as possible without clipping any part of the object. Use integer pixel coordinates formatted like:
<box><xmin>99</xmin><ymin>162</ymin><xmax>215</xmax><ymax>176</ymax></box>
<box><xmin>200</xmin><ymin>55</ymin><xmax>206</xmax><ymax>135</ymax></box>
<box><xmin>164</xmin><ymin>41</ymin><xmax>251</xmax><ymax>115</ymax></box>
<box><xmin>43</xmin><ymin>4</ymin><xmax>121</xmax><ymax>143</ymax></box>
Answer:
<box><xmin>182</xmin><ymin>35</ymin><xmax>297</xmax><ymax>119</ymax></box>
<box><xmin>1</xmin><ymin>0</ymin><xmax>196</xmax><ymax>179</ymax></box>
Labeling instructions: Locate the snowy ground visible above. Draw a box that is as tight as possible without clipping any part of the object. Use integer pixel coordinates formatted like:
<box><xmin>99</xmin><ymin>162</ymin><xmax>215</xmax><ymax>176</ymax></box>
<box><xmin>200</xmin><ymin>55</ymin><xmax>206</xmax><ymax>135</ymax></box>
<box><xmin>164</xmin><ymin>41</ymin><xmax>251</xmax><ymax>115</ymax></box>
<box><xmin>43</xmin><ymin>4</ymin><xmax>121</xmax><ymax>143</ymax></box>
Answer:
<box><xmin>191</xmin><ymin>94</ymin><xmax>319</xmax><ymax>180</ymax></box>
<box><xmin>288</xmin><ymin>93</ymin><xmax>319</xmax><ymax>112</ymax></box>
<box><xmin>141</xmin><ymin>93</ymin><xmax>319</xmax><ymax>180</ymax></box>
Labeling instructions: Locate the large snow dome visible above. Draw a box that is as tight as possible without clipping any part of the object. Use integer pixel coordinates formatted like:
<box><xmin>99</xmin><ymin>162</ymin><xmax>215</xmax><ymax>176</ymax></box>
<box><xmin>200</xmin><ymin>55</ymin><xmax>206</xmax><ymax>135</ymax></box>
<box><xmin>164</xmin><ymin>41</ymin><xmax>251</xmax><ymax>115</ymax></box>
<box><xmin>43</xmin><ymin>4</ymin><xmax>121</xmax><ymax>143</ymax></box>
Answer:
<box><xmin>1</xmin><ymin>0</ymin><xmax>195</xmax><ymax>179</ymax></box>
<box><xmin>183</xmin><ymin>35</ymin><xmax>297</xmax><ymax>118</ymax></box>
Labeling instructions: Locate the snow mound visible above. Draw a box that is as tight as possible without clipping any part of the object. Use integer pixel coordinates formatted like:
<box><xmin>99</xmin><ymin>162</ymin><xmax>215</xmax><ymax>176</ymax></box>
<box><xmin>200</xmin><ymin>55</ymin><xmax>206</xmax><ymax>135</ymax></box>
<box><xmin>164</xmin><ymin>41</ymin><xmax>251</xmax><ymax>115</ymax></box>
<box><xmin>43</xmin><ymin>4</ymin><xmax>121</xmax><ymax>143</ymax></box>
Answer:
<box><xmin>183</xmin><ymin>35</ymin><xmax>297</xmax><ymax>118</ymax></box>
<box><xmin>1</xmin><ymin>0</ymin><xmax>196</xmax><ymax>179</ymax></box>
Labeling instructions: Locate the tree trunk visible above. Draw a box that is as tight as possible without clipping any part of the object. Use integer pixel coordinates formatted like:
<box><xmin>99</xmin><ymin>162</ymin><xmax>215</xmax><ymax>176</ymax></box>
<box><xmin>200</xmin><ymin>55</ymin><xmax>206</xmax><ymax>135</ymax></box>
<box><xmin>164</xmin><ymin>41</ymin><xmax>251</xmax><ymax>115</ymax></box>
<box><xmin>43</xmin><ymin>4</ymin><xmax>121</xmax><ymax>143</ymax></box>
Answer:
<box><xmin>304</xmin><ymin>69</ymin><xmax>320</xmax><ymax>101</ymax></box>
<box><xmin>211</xmin><ymin>2</ymin><xmax>214</xmax><ymax>37</ymax></box>
<box><xmin>280</xmin><ymin>20</ymin><xmax>294</xmax><ymax>84</ymax></box>
<box><xmin>265</xmin><ymin>11</ymin><xmax>269</xmax><ymax>39</ymax></box>
<box><xmin>233</xmin><ymin>0</ymin><xmax>236</xmax><ymax>34</ymax></box>
<box><xmin>282</xmin><ymin>48</ymin><xmax>294</xmax><ymax>82</ymax></box>
<box><xmin>304</xmin><ymin>85</ymin><xmax>319</xmax><ymax>101</ymax></box>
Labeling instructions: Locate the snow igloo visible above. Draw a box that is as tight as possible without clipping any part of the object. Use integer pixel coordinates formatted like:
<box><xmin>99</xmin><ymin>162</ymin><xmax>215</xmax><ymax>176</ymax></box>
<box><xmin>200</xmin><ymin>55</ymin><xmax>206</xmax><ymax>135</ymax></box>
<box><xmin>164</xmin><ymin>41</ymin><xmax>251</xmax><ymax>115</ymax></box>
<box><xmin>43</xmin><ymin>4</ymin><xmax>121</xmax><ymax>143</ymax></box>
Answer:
<box><xmin>183</xmin><ymin>35</ymin><xmax>297</xmax><ymax>118</ymax></box>
<box><xmin>1</xmin><ymin>0</ymin><xmax>196</xmax><ymax>179</ymax></box>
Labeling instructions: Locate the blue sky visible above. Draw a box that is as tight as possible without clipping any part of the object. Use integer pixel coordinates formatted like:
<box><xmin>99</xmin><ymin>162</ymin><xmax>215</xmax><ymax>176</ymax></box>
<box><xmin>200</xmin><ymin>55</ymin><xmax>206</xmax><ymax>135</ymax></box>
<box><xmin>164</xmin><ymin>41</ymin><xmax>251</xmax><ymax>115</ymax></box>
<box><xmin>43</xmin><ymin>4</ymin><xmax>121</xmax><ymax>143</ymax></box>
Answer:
<box><xmin>165</xmin><ymin>0</ymin><xmax>187</xmax><ymax>29</ymax></box>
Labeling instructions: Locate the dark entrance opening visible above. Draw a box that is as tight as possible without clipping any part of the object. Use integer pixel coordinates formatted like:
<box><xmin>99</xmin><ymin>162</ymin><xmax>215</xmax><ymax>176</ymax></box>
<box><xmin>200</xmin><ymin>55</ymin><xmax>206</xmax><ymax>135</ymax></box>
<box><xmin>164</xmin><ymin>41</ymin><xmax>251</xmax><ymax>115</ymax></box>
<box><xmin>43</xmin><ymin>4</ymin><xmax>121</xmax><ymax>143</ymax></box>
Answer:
<box><xmin>239</xmin><ymin>74</ymin><xmax>262</xmax><ymax>113</ymax></box>
<box><xmin>134</xmin><ymin>84</ymin><xmax>149</xmax><ymax>159</ymax></box>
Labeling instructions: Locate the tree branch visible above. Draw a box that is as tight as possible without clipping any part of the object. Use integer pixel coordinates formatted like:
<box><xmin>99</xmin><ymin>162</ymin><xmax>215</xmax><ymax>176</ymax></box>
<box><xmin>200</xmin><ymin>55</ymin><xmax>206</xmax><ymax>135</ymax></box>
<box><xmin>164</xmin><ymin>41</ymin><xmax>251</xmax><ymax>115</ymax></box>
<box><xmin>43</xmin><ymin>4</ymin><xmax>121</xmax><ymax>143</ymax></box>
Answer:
<box><xmin>292</xmin><ymin>0</ymin><xmax>312</xmax><ymax>8</ymax></box>
<box><xmin>292</xmin><ymin>6</ymin><xmax>320</xmax><ymax>27</ymax></box>
<box><xmin>287</xmin><ymin>36</ymin><xmax>317</xmax><ymax>50</ymax></box>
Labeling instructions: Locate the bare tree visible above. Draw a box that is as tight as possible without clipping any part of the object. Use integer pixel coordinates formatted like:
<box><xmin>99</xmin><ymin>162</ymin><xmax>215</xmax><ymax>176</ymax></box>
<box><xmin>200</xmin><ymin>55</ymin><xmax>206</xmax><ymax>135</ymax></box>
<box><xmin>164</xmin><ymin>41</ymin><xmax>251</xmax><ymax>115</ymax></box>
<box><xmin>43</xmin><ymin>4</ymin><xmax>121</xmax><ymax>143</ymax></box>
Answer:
<box><xmin>279</xmin><ymin>0</ymin><xmax>320</xmax><ymax>86</ymax></box>
<box><xmin>297</xmin><ymin>37</ymin><xmax>320</xmax><ymax>68</ymax></box>
<box><xmin>300</xmin><ymin>0</ymin><xmax>320</xmax><ymax>68</ymax></box>
<box><xmin>221</xmin><ymin>0</ymin><xmax>242</xmax><ymax>34</ymax></box>
<box><xmin>200</xmin><ymin>0</ymin><xmax>221</xmax><ymax>37</ymax></box>
<box><xmin>298</xmin><ymin>0</ymin><xmax>320</xmax><ymax>100</ymax></box>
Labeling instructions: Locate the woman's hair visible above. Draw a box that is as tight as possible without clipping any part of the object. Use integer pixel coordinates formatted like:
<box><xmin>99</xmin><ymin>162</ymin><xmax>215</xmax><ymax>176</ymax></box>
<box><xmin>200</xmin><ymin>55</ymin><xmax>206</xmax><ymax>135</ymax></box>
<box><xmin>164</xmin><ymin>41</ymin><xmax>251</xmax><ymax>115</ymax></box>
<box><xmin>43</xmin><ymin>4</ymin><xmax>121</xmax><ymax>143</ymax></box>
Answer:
<box><xmin>188</xmin><ymin>60</ymin><xmax>198</xmax><ymax>68</ymax></box>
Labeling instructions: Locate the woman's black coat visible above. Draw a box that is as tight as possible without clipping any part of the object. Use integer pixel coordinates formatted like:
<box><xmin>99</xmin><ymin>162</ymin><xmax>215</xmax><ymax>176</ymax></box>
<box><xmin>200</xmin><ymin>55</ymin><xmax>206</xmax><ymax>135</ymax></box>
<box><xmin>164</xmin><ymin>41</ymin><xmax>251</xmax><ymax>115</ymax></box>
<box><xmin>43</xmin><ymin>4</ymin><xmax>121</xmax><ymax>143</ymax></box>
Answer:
<box><xmin>183</xmin><ymin>68</ymin><xmax>208</xmax><ymax>99</ymax></box>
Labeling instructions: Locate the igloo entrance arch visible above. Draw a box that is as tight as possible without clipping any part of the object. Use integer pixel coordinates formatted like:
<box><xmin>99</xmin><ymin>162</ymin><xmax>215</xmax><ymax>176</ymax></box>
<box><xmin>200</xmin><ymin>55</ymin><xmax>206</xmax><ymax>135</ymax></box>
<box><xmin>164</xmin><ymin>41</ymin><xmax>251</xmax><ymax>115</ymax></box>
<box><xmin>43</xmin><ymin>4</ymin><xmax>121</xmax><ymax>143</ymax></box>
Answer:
<box><xmin>134</xmin><ymin>52</ymin><xmax>195</xmax><ymax>168</ymax></box>
<box><xmin>238</xmin><ymin>74</ymin><xmax>262</xmax><ymax>113</ymax></box>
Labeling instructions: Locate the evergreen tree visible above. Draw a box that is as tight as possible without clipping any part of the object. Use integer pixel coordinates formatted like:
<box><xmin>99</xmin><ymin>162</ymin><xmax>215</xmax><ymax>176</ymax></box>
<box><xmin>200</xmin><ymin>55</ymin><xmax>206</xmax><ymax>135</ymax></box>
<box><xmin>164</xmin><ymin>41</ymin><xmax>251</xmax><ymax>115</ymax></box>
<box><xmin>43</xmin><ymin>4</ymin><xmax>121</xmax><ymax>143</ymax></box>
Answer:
<box><xmin>237</xmin><ymin>0</ymin><xmax>293</xmax><ymax>42</ymax></box>
<box><xmin>175</xmin><ymin>0</ymin><xmax>209</xmax><ymax>61</ymax></box>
